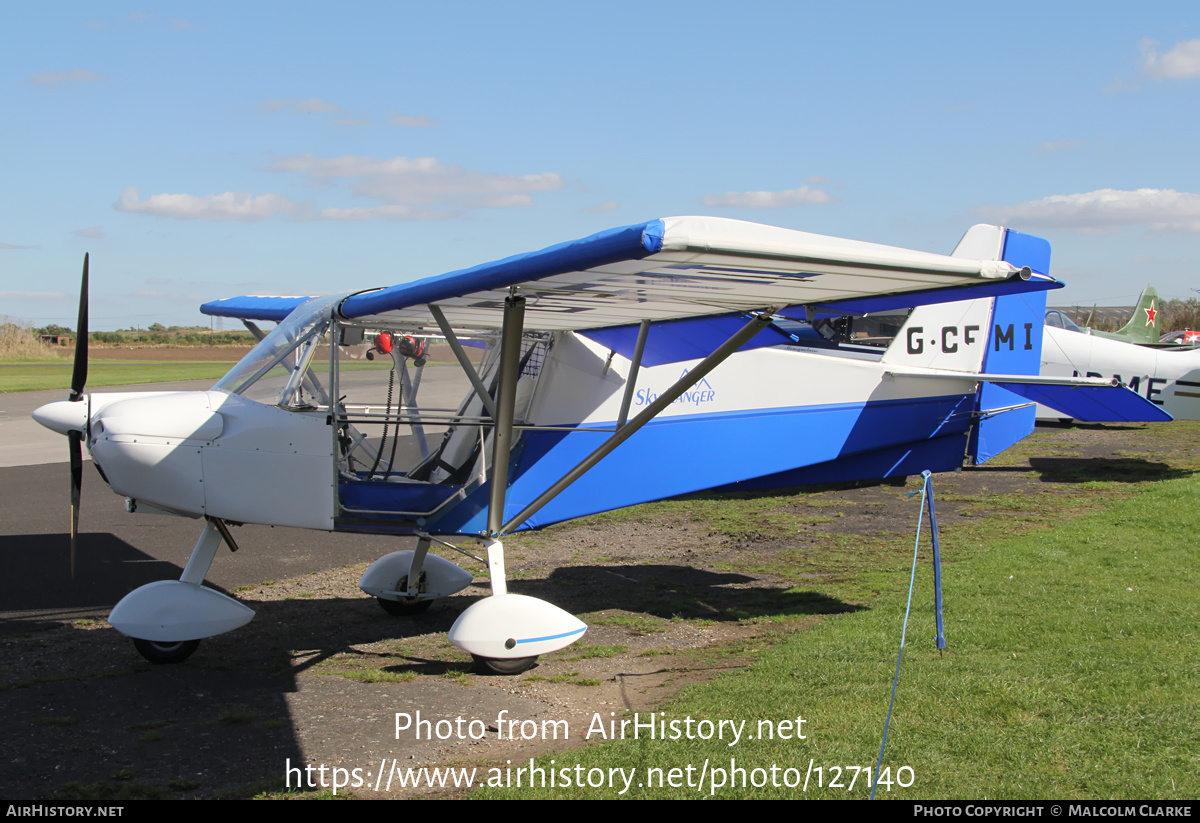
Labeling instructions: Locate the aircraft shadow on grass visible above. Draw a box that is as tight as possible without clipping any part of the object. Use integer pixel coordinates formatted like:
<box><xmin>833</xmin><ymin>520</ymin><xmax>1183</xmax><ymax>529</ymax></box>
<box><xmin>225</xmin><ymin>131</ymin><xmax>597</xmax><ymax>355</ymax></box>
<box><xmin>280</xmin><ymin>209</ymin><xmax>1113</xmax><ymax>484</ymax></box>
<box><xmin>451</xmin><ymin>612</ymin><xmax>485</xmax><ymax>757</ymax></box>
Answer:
<box><xmin>1028</xmin><ymin>456</ymin><xmax>1193</xmax><ymax>484</ymax></box>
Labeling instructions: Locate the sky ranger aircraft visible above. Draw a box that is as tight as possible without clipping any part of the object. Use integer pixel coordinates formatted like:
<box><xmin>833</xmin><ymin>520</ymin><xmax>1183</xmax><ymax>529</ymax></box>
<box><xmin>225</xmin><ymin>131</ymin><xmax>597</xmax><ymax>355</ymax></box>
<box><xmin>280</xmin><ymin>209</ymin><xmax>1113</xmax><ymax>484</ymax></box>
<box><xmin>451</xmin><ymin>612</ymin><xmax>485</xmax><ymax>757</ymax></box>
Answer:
<box><xmin>31</xmin><ymin>218</ymin><xmax>1169</xmax><ymax>673</ymax></box>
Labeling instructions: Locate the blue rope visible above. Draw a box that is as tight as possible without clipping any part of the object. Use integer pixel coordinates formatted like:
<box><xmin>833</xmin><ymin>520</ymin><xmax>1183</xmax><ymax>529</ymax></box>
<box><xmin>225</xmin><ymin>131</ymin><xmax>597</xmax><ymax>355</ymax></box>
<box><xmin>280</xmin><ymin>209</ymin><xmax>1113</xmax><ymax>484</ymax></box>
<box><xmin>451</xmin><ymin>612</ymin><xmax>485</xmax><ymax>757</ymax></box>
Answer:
<box><xmin>870</xmin><ymin>469</ymin><xmax>931</xmax><ymax>800</ymax></box>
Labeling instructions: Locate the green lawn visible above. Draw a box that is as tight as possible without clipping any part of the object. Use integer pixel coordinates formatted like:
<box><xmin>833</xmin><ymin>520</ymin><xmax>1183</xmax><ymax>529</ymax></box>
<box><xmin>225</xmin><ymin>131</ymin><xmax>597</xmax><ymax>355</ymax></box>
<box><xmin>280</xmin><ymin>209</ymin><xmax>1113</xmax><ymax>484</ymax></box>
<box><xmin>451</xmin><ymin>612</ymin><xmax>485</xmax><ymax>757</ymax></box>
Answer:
<box><xmin>474</xmin><ymin>474</ymin><xmax>1199</xmax><ymax>799</ymax></box>
<box><xmin>0</xmin><ymin>360</ymin><xmax>234</xmax><ymax>393</ymax></box>
<box><xmin>0</xmin><ymin>357</ymin><xmax>460</xmax><ymax>393</ymax></box>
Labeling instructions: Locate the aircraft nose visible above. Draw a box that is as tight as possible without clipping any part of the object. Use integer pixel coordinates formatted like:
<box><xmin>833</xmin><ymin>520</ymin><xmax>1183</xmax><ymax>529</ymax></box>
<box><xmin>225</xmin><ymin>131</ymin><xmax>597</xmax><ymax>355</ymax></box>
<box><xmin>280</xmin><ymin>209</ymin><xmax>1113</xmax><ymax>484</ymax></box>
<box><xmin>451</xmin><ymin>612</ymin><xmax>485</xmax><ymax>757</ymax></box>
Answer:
<box><xmin>32</xmin><ymin>399</ymin><xmax>89</xmax><ymax>435</ymax></box>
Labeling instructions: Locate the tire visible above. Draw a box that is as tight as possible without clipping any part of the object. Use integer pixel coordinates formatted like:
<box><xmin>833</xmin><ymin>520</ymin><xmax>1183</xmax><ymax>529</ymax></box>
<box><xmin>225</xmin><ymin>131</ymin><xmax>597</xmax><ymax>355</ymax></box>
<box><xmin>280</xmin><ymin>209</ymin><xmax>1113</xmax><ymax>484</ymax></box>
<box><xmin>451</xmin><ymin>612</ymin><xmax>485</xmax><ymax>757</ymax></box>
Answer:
<box><xmin>132</xmin><ymin>638</ymin><xmax>200</xmax><ymax>665</ymax></box>
<box><xmin>378</xmin><ymin>596</ymin><xmax>432</xmax><ymax>616</ymax></box>
<box><xmin>472</xmin><ymin>655</ymin><xmax>537</xmax><ymax>675</ymax></box>
<box><xmin>377</xmin><ymin>572</ymin><xmax>432</xmax><ymax>616</ymax></box>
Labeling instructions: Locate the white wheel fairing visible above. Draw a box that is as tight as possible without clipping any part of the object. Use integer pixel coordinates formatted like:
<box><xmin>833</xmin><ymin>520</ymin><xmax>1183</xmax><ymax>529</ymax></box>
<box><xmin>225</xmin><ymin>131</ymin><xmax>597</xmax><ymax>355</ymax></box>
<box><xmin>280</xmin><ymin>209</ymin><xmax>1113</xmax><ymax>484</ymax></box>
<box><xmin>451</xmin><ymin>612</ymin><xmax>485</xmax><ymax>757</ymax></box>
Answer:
<box><xmin>108</xmin><ymin>580</ymin><xmax>255</xmax><ymax>641</ymax></box>
<box><xmin>448</xmin><ymin>594</ymin><xmax>586</xmax><ymax>659</ymax></box>
<box><xmin>359</xmin><ymin>550</ymin><xmax>473</xmax><ymax>601</ymax></box>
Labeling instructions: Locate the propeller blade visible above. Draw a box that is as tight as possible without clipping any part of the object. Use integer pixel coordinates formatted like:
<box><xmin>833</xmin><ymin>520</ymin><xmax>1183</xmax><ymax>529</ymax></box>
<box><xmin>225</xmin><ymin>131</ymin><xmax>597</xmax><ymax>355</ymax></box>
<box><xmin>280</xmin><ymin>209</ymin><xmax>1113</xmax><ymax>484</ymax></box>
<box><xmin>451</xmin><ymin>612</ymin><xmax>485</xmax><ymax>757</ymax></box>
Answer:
<box><xmin>67</xmin><ymin>255</ymin><xmax>89</xmax><ymax>579</ymax></box>
<box><xmin>69</xmin><ymin>430</ymin><xmax>82</xmax><ymax>579</ymax></box>
<box><xmin>70</xmin><ymin>254</ymin><xmax>88</xmax><ymax>401</ymax></box>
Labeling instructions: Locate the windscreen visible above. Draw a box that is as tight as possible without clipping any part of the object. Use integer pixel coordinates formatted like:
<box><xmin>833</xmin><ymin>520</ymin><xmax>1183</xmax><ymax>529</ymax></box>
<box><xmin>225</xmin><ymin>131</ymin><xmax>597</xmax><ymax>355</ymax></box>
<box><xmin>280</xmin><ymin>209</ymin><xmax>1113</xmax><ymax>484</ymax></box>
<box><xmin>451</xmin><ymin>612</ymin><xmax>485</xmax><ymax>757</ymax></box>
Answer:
<box><xmin>212</xmin><ymin>296</ymin><xmax>339</xmax><ymax>406</ymax></box>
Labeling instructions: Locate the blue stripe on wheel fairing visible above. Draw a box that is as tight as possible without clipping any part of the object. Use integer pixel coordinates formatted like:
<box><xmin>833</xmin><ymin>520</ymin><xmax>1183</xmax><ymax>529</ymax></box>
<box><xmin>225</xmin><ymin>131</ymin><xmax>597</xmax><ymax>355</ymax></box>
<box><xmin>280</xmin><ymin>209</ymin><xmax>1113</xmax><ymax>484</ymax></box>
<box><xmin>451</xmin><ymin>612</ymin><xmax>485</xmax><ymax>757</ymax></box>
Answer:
<box><xmin>516</xmin><ymin>627</ymin><xmax>588</xmax><ymax>645</ymax></box>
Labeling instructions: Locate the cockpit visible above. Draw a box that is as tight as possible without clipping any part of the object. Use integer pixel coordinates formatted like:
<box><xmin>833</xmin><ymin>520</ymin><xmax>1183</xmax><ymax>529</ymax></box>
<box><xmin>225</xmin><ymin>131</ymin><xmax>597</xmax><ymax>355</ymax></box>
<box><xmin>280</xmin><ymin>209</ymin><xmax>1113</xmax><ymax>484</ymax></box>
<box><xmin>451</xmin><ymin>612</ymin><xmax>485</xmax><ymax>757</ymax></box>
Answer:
<box><xmin>1044</xmin><ymin>309</ymin><xmax>1084</xmax><ymax>333</ymax></box>
<box><xmin>211</xmin><ymin>296</ymin><xmax>551</xmax><ymax>527</ymax></box>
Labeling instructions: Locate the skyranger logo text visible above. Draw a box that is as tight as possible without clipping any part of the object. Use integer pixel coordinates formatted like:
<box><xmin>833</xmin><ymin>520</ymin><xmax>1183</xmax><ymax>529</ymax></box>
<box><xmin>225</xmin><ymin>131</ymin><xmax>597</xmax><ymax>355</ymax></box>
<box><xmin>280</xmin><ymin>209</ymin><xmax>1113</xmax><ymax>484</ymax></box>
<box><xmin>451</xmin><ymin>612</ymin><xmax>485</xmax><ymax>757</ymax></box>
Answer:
<box><xmin>635</xmin><ymin>370</ymin><xmax>716</xmax><ymax>409</ymax></box>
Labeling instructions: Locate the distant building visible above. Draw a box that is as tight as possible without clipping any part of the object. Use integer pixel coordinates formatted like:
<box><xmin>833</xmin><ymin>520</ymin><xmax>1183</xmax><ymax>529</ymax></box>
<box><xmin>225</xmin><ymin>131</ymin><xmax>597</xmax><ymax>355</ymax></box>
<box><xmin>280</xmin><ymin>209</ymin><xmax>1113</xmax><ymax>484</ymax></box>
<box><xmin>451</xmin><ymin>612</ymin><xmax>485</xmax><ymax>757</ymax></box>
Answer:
<box><xmin>39</xmin><ymin>334</ymin><xmax>73</xmax><ymax>347</ymax></box>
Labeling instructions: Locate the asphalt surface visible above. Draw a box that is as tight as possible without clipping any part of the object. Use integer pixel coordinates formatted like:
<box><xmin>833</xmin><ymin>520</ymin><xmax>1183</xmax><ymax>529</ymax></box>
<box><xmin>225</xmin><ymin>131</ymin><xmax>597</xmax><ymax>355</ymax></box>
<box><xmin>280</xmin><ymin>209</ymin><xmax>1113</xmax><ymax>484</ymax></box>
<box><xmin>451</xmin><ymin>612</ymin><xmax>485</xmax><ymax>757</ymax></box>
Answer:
<box><xmin>0</xmin><ymin>371</ymin><xmax>470</xmax><ymax>631</ymax></box>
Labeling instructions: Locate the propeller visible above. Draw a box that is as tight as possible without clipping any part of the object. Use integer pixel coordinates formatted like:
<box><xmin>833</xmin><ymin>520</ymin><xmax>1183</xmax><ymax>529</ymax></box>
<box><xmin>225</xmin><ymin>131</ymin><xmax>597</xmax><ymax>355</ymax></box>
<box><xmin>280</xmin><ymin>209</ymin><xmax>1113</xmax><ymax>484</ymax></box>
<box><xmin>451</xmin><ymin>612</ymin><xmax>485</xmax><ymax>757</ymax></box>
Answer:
<box><xmin>68</xmin><ymin>254</ymin><xmax>89</xmax><ymax>578</ymax></box>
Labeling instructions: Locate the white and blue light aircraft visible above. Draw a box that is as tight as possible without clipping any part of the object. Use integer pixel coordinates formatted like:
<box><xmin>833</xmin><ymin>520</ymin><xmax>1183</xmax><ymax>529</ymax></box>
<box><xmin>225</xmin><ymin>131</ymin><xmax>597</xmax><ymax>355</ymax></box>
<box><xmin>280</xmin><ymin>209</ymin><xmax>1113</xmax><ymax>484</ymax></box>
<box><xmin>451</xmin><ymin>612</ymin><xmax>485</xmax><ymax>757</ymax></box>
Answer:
<box><xmin>32</xmin><ymin>218</ymin><xmax>1168</xmax><ymax>672</ymax></box>
<box><xmin>1040</xmin><ymin>313</ymin><xmax>1200</xmax><ymax>421</ymax></box>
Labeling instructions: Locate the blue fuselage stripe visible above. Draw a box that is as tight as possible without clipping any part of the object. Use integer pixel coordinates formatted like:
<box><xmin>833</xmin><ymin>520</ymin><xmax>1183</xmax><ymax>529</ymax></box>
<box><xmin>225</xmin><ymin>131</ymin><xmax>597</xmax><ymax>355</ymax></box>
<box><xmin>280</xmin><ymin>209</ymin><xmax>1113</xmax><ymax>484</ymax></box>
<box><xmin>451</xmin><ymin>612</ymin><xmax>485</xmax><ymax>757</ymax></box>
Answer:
<box><xmin>429</xmin><ymin>392</ymin><xmax>976</xmax><ymax>534</ymax></box>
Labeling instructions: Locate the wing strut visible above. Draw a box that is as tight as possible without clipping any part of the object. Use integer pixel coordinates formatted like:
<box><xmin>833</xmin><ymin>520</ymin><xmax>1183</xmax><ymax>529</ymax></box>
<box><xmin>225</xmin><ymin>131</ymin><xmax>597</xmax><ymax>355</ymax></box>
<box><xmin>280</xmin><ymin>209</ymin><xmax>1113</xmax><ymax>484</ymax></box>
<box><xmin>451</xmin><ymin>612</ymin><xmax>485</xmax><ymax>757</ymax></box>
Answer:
<box><xmin>486</xmin><ymin>294</ymin><xmax>526</xmax><ymax>539</ymax></box>
<box><xmin>615</xmin><ymin>319</ymin><xmax>650</xmax><ymax>429</ymax></box>
<box><xmin>242</xmin><ymin>320</ymin><xmax>266</xmax><ymax>341</ymax></box>
<box><xmin>428</xmin><ymin>304</ymin><xmax>499</xmax><ymax>420</ymax></box>
<box><xmin>499</xmin><ymin>307</ymin><xmax>779</xmax><ymax>536</ymax></box>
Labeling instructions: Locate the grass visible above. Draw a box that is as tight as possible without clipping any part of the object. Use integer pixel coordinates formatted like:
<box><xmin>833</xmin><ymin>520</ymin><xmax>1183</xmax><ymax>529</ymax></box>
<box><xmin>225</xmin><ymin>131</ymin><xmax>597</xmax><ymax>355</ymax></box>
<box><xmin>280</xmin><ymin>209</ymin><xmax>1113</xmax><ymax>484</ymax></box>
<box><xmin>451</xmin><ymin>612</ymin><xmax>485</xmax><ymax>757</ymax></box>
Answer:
<box><xmin>216</xmin><ymin>707</ymin><xmax>258</xmax><ymax>725</ymax></box>
<box><xmin>472</xmin><ymin>472</ymin><xmax>1200</xmax><ymax>799</ymax></box>
<box><xmin>586</xmin><ymin>612</ymin><xmax>667</xmax><ymax>633</ymax></box>
<box><xmin>569</xmin><ymin>644</ymin><xmax>628</xmax><ymax>660</ymax></box>
<box><xmin>0</xmin><ymin>359</ymin><xmax>234</xmax><ymax>392</ymax></box>
<box><xmin>335</xmin><ymin>668</ymin><xmax>417</xmax><ymax>684</ymax></box>
<box><xmin>0</xmin><ymin>354</ymin><xmax>462</xmax><ymax>392</ymax></box>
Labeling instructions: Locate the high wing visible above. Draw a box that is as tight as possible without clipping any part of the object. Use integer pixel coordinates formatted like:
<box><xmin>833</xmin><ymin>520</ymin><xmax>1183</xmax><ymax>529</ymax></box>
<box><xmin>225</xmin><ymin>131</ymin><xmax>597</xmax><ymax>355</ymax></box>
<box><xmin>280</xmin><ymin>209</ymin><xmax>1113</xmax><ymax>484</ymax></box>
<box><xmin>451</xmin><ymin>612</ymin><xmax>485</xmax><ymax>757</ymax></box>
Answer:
<box><xmin>202</xmin><ymin>216</ymin><xmax>1056</xmax><ymax>337</ymax></box>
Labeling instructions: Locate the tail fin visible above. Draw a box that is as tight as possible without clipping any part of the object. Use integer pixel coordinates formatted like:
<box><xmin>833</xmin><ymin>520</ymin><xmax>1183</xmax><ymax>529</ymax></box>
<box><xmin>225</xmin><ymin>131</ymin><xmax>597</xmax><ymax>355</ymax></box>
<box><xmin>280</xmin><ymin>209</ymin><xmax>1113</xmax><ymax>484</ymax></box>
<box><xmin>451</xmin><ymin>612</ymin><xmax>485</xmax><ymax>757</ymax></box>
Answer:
<box><xmin>1103</xmin><ymin>286</ymin><xmax>1159</xmax><ymax>344</ymax></box>
<box><xmin>880</xmin><ymin>224</ymin><xmax>1054</xmax><ymax>466</ymax></box>
<box><xmin>881</xmin><ymin>224</ymin><xmax>1052</xmax><ymax>465</ymax></box>
<box><xmin>881</xmin><ymin>225</ymin><xmax>1005</xmax><ymax>373</ymax></box>
<box><xmin>968</xmin><ymin>228</ymin><xmax>1052</xmax><ymax>464</ymax></box>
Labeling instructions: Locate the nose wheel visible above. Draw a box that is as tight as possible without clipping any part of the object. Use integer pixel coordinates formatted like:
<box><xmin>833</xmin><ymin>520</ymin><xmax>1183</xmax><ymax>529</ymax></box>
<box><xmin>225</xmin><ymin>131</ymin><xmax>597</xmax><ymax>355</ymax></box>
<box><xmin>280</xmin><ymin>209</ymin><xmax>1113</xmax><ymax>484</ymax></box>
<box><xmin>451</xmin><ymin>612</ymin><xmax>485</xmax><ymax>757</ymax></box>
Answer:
<box><xmin>132</xmin><ymin>638</ymin><xmax>201</xmax><ymax>664</ymax></box>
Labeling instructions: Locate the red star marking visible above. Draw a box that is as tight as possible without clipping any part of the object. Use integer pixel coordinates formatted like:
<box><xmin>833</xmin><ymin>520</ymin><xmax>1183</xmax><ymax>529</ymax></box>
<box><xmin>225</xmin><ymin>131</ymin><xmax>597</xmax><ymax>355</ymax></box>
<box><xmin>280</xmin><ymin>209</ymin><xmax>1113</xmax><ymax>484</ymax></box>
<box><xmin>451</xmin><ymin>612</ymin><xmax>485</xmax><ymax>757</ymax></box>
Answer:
<box><xmin>1145</xmin><ymin>300</ymin><xmax>1157</xmax><ymax>326</ymax></box>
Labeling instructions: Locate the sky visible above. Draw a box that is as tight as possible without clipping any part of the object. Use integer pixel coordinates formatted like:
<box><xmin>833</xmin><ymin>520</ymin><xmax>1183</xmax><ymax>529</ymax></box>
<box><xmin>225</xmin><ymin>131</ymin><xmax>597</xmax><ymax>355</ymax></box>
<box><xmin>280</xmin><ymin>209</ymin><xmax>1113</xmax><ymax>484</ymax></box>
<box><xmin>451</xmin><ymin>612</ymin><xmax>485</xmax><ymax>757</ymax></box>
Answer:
<box><xmin>2</xmin><ymin>2</ymin><xmax>1199</xmax><ymax>330</ymax></box>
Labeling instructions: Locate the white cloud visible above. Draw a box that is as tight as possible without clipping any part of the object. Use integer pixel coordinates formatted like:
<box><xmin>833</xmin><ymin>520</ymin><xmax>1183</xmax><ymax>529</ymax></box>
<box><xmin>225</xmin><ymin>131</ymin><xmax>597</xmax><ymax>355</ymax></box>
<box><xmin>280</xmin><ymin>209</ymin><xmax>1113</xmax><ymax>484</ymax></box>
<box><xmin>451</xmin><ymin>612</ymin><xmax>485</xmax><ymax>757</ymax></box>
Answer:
<box><xmin>114</xmin><ymin>187</ymin><xmax>308</xmax><ymax>221</ymax></box>
<box><xmin>388</xmin><ymin>112</ymin><xmax>437</xmax><ymax>127</ymax></box>
<box><xmin>804</xmin><ymin>176</ymin><xmax>830</xmax><ymax>185</ymax></box>
<box><xmin>701</xmin><ymin>185</ymin><xmax>834</xmax><ymax>208</ymax></box>
<box><xmin>583</xmin><ymin>201</ymin><xmax>619</xmax><ymax>213</ymax></box>
<box><xmin>73</xmin><ymin>227</ymin><xmax>104</xmax><ymax>239</ymax></box>
<box><xmin>172</xmin><ymin>19</ymin><xmax>194</xmax><ymax>30</ymax></box>
<box><xmin>977</xmin><ymin>188</ymin><xmax>1200</xmax><ymax>234</ymax></box>
<box><xmin>268</xmin><ymin>154</ymin><xmax>566</xmax><ymax>208</ymax></box>
<box><xmin>1141</xmin><ymin>38</ymin><xmax>1200</xmax><ymax>80</ymax></box>
<box><xmin>116</xmin><ymin>154</ymin><xmax>567</xmax><ymax>224</ymax></box>
<box><xmin>31</xmin><ymin>69</ymin><xmax>105</xmax><ymax>86</ymax></box>
<box><xmin>317</xmin><ymin>205</ymin><xmax>458</xmax><ymax>221</ymax></box>
<box><xmin>258</xmin><ymin>98</ymin><xmax>341</xmax><ymax>114</ymax></box>
<box><xmin>0</xmin><ymin>242</ymin><xmax>37</xmax><ymax>250</ymax></box>
<box><xmin>1036</xmin><ymin>139</ymin><xmax>1084</xmax><ymax>155</ymax></box>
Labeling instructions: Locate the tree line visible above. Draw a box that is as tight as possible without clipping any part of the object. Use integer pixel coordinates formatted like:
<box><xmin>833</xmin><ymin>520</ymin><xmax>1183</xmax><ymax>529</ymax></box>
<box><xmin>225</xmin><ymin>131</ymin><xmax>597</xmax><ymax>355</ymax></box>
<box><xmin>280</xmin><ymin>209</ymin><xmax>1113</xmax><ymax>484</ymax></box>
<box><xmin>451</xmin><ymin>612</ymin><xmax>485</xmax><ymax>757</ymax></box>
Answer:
<box><xmin>33</xmin><ymin>324</ymin><xmax>255</xmax><ymax>346</ymax></box>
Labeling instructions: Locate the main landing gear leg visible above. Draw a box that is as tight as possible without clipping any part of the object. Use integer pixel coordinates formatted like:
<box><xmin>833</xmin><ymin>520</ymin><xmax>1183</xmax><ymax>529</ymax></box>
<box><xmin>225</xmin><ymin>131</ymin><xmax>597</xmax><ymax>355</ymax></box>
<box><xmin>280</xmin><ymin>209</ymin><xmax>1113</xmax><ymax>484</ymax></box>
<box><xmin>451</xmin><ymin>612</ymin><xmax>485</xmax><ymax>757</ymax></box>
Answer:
<box><xmin>447</xmin><ymin>293</ymin><xmax>585</xmax><ymax>673</ymax></box>
<box><xmin>377</xmin><ymin>536</ymin><xmax>433</xmax><ymax>616</ymax></box>
<box><xmin>449</xmin><ymin>537</ymin><xmax>586</xmax><ymax>675</ymax></box>
<box><xmin>471</xmin><ymin>538</ymin><xmax>536</xmax><ymax>675</ymax></box>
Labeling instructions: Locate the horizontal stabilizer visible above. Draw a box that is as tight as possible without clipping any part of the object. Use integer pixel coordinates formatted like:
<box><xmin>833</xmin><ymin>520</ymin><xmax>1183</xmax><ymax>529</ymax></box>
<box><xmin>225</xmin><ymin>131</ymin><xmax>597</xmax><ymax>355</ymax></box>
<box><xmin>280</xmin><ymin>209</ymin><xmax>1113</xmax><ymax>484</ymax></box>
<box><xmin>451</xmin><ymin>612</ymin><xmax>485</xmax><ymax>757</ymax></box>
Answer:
<box><xmin>989</xmin><ymin>382</ymin><xmax>1172</xmax><ymax>423</ymax></box>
